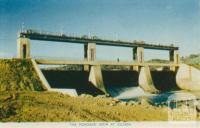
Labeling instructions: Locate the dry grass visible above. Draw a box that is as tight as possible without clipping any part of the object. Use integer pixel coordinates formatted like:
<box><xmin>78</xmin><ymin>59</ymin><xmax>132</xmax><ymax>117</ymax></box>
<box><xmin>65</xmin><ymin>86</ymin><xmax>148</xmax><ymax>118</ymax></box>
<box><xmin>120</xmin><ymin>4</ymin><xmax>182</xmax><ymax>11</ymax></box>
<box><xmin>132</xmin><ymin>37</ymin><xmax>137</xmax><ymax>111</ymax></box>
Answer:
<box><xmin>0</xmin><ymin>59</ymin><xmax>44</xmax><ymax>91</ymax></box>
<box><xmin>0</xmin><ymin>91</ymin><xmax>168</xmax><ymax>122</ymax></box>
<box><xmin>191</xmin><ymin>64</ymin><xmax>200</xmax><ymax>70</ymax></box>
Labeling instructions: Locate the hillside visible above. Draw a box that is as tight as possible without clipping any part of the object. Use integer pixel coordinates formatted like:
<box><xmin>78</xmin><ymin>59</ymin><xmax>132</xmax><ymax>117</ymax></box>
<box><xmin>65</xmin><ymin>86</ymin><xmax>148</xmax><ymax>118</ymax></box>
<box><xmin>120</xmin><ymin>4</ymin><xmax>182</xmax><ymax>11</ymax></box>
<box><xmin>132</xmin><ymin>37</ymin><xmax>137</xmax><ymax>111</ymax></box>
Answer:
<box><xmin>182</xmin><ymin>53</ymin><xmax>200</xmax><ymax>64</ymax></box>
<box><xmin>0</xmin><ymin>59</ymin><xmax>44</xmax><ymax>91</ymax></box>
<box><xmin>181</xmin><ymin>53</ymin><xmax>200</xmax><ymax>70</ymax></box>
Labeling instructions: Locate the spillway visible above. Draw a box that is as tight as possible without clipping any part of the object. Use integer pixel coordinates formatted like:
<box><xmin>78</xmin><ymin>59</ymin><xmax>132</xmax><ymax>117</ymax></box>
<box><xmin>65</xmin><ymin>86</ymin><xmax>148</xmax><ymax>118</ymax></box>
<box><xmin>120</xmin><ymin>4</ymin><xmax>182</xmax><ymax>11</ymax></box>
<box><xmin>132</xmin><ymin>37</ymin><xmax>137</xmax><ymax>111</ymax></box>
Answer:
<box><xmin>41</xmin><ymin>69</ymin><xmax>181</xmax><ymax>98</ymax></box>
<box><xmin>41</xmin><ymin>70</ymin><xmax>104</xmax><ymax>95</ymax></box>
<box><xmin>151</xmin><ymin>71</ymin><xmax>180</xmax><ymax>91</ymax></box>
<box><xmin>30</xmin><ymin>58</ymin><xmax>200</xmax><ymax>100</ymax></box>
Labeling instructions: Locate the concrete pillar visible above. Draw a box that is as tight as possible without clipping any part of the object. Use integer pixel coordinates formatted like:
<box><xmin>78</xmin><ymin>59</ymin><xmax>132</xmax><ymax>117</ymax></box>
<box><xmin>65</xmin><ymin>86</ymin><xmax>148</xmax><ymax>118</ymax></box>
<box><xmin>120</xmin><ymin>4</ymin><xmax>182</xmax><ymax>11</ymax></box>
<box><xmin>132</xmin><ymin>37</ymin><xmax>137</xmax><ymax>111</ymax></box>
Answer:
<box><xmin>174</xmin><ymin>50</ymin><xmax>180</xmax><ymax>64</ymax></box>
<box><xmin>170</xmin><ymin>50</ymin><xmax>179</xmax><ymax>71</ymax></box>
<box><xmin>89</xmin><ymin>65</ymin><xmax>106</xmax><ymax>93</ymax></box>
<box><xmin>169</xmin><ymin>50</ymin><xmax>174</xmax><ymax>62</ymax></box>
<box><xmin>131</xmin><ymin>47</ymin><xmax>138</xmax><ymax>71</ymax></box>
<box><xmin>139</xmin><ymin>66</ymin><xmax>159</xmax><ymax>93</ymax></box>
<box><xmin>136</xmin><ymin>47</ymin><xmax>144</xmax><ymax>63</ymax></box>
<box><xmin>17</xmin><ymin>38</ymin><xmax>30</xmax><ymax>59</ymax></box>
<box><xmin>132</xmin><ymin>47</ymin><xmax>137</xmax><ymax>60</ymax></box>
<box><xmin>83</xmin><ymin>43</ymin><xmax>96</xmax><ymax>71</ymax></box>
<box><xmin>84</xmin><ymin>43</ymin><xmax>96</xmax><ymax>61</ymax></box>
<box><xmin>169</xmin><ymin>50</ymin><xmax>180</xmax><ymax>64</ymax></box>
<box><xmin>131</xmin><ymin>47</ymin><xmax>144</xmax><ymax>71</ymax></box>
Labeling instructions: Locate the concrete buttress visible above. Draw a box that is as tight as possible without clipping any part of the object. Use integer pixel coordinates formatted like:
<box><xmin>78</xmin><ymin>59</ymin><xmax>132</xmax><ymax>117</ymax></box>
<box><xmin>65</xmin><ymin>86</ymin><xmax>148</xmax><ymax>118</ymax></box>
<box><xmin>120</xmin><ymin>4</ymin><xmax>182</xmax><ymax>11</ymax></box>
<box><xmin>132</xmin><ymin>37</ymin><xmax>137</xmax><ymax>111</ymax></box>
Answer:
<box><xmin>139</xmin><ymin>66</ymin><xmax>159</xmax><ymax>93</ymax></box>
<box><xmin>89</xmin><ymin>65</ymin><xmax>107</xmax><ymax>93</ymax></box>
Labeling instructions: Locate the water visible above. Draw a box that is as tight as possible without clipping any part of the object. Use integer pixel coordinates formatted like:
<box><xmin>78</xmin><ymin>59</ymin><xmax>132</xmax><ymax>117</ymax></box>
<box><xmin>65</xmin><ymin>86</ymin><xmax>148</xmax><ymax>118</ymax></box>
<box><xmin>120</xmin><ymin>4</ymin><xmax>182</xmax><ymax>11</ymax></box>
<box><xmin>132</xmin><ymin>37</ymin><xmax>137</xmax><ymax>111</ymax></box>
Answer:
<box><xmin>106</xmin><ymin>86</ymin><xmax>153</xmax><ymax>100</ymax></box>
<box><xmin>107</xmin><ymin>85</ymin><xmax>200</xmax><ymax>105</ymax></box>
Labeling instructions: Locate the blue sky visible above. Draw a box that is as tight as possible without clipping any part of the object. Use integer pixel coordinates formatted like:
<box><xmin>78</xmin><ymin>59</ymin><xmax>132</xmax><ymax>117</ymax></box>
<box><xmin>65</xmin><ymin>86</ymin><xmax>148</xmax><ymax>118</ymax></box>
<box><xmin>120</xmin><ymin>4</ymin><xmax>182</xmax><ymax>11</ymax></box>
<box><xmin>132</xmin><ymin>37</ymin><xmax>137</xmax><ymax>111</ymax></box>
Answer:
<box><xmin>0</xmin><ymin>0</ymin><xmax>200</xmax><ymax>60</ymax></box>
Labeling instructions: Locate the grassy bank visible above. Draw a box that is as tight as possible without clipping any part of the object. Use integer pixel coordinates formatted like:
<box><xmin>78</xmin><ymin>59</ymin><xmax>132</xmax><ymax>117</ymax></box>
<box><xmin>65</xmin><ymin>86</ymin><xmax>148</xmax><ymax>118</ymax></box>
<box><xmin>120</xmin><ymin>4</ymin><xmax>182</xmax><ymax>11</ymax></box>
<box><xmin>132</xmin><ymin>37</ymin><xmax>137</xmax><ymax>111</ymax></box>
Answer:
<box><xmin>0</xmin><ymin>91</ymin><xmax>168</xmax><ymax>122</ymax></box>
<box><xmin>0</xmin><ymin>59</ymin><xmax>44</xmax><ymax>91</ymax></box>
<box><xmin>191</xmin><ymin>64</ymin><xmax>200</xmax><ymax>70</ymax></box>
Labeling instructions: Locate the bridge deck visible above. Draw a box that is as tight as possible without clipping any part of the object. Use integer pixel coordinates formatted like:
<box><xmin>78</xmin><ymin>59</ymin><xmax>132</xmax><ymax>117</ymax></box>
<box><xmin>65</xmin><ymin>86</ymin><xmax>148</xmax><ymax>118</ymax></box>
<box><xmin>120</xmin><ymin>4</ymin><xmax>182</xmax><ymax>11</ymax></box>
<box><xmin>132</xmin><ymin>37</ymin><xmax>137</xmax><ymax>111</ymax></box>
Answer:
<box><xmin>19</xmin><ymin>30</ymin><xmax>178</xmax><ymax>50</ymax></box>
<box><xmin>35</xmin><ymin>59</ymin><xmax>179</xmax><ymax>67</ymax></box>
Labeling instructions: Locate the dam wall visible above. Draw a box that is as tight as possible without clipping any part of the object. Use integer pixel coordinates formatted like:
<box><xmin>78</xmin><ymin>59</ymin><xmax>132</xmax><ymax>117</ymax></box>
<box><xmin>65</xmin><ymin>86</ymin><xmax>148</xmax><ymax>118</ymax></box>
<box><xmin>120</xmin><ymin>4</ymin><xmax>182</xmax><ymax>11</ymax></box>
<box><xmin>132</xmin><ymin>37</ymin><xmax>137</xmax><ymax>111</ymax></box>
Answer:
<box><xmin>151</xmin><ymin>70</ymin><xmax>179</xmax><ymax>91</ymax></box>
<box><xmin>30</xmin><ymin>59</ymin><xmax>200</xmax><ymax>97</ymax></box>
<box><xmin>39</xmin><ymin>67</ymin><xmax>182</xmax><ymax>96</ymax></box>
<box><xmin>41</xmin><ymin>70</ymin><xmax>104</xmax><ymax>96</ymax></box>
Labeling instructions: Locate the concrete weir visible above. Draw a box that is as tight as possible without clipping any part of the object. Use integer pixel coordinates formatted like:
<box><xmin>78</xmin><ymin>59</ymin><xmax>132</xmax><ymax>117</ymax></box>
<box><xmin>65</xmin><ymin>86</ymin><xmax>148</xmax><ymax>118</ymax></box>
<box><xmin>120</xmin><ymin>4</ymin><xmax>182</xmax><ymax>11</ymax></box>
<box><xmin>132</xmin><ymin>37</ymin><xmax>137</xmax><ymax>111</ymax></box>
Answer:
<box><xmin>40</xmin><ymin>67</ymin><xmax>141</xmax><ymax>97</ymax></box>
<box><xmin>40</xmin><ymin>68</ymin><xmax>105</xmax><ymax>96</ymax></box>
<box><xmin>30</xmin><ymin>58</ymin><xmax>200</xmax><ymax>97</ymax></box>
<box><xmin>139</xmin><ymin>68</ymin><xmax>180</xmax><ymax>93</ymax></box>
<box><xmin>102</xmin><ymin>70</ymin><xmax>139</xmax><ymax>97</ymax></box>
<box><xmin>151</xmin><ymin>70</ymin><xmax>178</xmax><ymax>91</ymax></box>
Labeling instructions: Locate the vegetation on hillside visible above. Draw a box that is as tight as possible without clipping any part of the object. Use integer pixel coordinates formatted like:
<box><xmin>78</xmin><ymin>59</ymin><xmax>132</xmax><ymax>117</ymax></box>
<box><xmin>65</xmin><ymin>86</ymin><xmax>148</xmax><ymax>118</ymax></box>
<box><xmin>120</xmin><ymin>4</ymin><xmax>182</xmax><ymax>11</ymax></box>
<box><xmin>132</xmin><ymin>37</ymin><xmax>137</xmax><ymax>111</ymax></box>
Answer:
<box><xmin>182</xmin><ymin>53</ymin><xmax>200</xmax><ymax>64</ymax></box>
<box><xmin>180</xmin><ymin>53</ymin><xmax>200</xmax><ymax>70</ymax></box>
<box><xmin>0</xmin><ymin>59</ymin><xmax>44</xmax><ymax>91</ymax></box>
<box><xmin>191</xmin><ymin>64</ymin><xmax>200</xmax><ymax>70</ymax></box>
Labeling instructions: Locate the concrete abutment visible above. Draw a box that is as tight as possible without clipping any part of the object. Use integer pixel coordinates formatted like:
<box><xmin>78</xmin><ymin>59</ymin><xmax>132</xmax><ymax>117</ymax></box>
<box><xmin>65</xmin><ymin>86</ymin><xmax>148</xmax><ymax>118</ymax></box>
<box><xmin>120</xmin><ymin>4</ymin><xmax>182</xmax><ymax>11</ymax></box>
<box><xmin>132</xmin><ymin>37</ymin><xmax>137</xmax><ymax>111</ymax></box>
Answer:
<box><xmin>176</xmin><ymin>64</ymin><xmax>200</xmax><ymax>91</ymax></box>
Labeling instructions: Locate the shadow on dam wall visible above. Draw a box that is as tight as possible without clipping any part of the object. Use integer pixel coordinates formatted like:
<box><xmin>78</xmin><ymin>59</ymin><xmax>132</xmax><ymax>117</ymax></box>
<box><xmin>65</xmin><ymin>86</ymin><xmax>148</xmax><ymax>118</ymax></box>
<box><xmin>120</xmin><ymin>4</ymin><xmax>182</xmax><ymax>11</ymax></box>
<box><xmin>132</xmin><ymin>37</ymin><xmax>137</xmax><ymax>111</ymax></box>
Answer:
<box><xmin>41</xmin><ymin>70</ymin><xmax>104</xmax><ymax>95</ymax></box>
<box><xmin>151</xmin><ymin>71</ymin><xmax>180</xmax><ymax>92</ymax></box>
<box><xmin>41</xmin><ymin>70</ymin><xmax>180</xmax><ymax>96</ymax></box>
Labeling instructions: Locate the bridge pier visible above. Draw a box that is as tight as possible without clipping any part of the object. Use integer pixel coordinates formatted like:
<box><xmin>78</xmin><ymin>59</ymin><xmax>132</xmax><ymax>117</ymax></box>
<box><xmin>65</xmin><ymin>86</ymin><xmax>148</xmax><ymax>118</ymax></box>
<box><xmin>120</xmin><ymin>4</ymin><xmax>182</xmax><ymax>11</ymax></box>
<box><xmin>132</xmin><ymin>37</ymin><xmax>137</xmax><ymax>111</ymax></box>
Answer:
<box><xmin>132</xmin><ymin>47</ymin><xmax>144</xmax><ymax>71</ymax></box>
<box><xmin>170</xmin><ymin>50</ymin><xmax>180</xmax><ymax>64</ymax></box>
<box><xmin>136</xmin><ymin>47</ymin><xmax>144</xmax><ymax>63</ymax></box>
<box><xmin>83</xmin><ymin>43</ymin><xmax>96</xmax><ymax>71</ymax></box>
<box><xmin>170</xmin><ymin>50</ymin><xmax>180</xmax><ymax>71</ymax></box>
<box><xmin>17</xmin><ymin>38</ymin><xmax>30</xmax><ymax>59</ymax></box>
<box><xmin>132</xmin><ymin>47</ymin><xmax>137</xmax><ymax>60</ymax></box>
<box><xmin>89</xmin><ymin>65</ymin><xmax>106</xmax><ymax>93</ymax></box>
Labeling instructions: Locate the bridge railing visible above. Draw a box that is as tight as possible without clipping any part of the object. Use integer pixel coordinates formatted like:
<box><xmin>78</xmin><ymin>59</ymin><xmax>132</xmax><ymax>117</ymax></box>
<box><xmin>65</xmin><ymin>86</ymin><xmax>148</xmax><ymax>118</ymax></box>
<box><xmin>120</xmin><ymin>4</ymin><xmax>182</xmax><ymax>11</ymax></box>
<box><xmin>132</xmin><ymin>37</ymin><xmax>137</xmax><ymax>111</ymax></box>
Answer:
<box><xmin>20</xmin><ymin>29</ymin><xmax>178</xmax><ymax>49</ymax></box>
